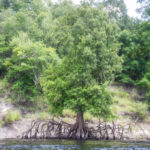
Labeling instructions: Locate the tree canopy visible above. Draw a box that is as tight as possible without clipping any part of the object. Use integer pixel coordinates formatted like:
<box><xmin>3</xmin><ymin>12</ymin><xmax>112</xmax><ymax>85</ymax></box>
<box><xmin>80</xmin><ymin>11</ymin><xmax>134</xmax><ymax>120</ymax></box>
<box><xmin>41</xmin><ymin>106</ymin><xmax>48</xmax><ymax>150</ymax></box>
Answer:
<box><xmin>40</xmin><ymin>2</ymin><xmax>121</xmax><ymax>117</ymax></box>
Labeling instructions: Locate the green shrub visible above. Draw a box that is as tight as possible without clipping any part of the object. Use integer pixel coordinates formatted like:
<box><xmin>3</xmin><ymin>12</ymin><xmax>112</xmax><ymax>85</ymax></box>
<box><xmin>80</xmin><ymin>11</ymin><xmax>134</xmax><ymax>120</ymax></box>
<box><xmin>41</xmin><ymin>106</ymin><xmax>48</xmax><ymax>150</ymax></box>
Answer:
<box><xmin>10</xmin><ymin>79</ymin><xmax>39</xmax><ymax>103</ymax></box>
<box><xmin>3</xmin><ymin>110</ymin><xmax>22</xmax><ymax>124</ymax></box>
<box><xmin>137</xmin><ymin>77</ymin><xmax>150</xmax><ymax>89</ymax></box>
<box><xmin>118</xmin><ymin>74</ymin><xmax>134</xmax><ymax>85</ymax></box>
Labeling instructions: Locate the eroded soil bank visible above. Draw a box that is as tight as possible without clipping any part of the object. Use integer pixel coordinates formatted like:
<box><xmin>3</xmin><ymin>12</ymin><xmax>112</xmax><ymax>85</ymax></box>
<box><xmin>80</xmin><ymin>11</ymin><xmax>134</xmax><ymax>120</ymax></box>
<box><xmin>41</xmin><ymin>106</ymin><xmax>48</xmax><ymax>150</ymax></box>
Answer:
<box><xmin>0</xmin><ymin>111</ymin><xmax>150</xmax><ymax>140</ymax></box>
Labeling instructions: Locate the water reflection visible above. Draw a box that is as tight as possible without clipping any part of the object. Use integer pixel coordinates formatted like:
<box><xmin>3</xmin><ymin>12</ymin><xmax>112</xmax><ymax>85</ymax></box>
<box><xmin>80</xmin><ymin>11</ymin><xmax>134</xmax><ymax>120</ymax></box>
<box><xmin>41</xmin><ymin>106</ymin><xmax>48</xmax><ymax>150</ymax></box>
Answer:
<box><xmin>0</xmin><ymin>139</ymin><xmax>150</xmax><ymax>150</ymax></box>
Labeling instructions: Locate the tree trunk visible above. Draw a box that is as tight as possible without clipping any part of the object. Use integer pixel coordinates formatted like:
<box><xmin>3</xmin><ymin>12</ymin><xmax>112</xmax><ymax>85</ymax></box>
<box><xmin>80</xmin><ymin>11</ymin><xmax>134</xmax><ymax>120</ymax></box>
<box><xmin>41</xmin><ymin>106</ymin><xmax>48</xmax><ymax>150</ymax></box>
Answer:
<box><xmin>76</xmin><ymin>111</ymin><xmax>85</xmax><ymax>139</ymax></box>
<box><xmin>68</xmin><ymin>109</ymin><xmax>91</xmax><ymax>139</ymax></box>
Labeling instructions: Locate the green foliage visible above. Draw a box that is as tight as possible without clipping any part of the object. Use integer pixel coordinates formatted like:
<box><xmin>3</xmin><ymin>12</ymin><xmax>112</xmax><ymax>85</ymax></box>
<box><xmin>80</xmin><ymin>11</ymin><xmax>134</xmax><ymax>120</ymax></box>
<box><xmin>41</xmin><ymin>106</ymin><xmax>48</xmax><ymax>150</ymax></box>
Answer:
<box><xmin>102</xmin><ymin>0</ymin><xmax>129</xmax><ymax>29</ymax></box>
<box><xmin>40</xmin><ymin>2</ymin><xmax>121</xmax><ymax>119</ymax></box>
<box><xmin>0</xmin><ymin>0</ymin><xmax>10</xmax><ymax>9</ymax></box>
<box><xmin>3</xmin><ymin>110</ymin><xmax>22</xmax><ymax>124</ymax></box>
<box><xmin>111</xmin><ymin>85</ymin><xmax>149</xmax><ymax>120</ymax></box>
<box><xmin>5</xmin><ymin>32</ymin><xmax>57</xmax><ymax>103</ymax></box>
<box><xmin>137</xmin><ymin>0</ymin><xmax>150</xmax><ymax>19</ymax></box>
<box><xmin>137</xmin><ymin>71</ymin><xmax>150</xmax><ymax>101</ymax></box>
<box><xmin>118</xmin><ymin>29</ymin><xmax>140</xmax><ymax>84</ymax></box>
<box><xmin>0</xmin><ymin>34</ymin><xmax>12</xmax><ymax>76</ymax></box>
<box><xmin>118</xmin><ymin>20</ymin><xmax>150</xmax><ymax>100</ymax></box>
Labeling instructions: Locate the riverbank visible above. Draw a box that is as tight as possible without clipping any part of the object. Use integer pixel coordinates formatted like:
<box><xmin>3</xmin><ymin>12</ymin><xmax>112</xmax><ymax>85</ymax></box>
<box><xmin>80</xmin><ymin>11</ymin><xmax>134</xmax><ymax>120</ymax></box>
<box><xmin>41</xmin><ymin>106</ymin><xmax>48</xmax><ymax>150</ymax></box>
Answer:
<box><xmin>0</xmin><ymin>117</ymin><xmax>150</xmax><ymax>140</ymax></box>
<box><xmin>0</xmin><ymin>106</ymin><xmax>150</xmax><ymax>140</ymax></box>
<box><xmin>0</xmin><ymin>84</ymin><xmax>150</xmax><ymax>140</ymax></box>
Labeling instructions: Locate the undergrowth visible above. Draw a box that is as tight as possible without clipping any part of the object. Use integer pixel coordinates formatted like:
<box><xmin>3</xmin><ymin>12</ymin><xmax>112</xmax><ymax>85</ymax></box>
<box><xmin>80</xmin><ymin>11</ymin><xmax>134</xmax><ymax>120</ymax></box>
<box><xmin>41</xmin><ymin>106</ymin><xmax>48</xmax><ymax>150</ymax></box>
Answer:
<box><xmin>3</xmin><ymin>110</ymin><xmax>22</xmax><ymax>125</ymax></box>
<box><xmin>0</xmin><ymin>78</ymin><xmax>149</xmax><ymax>123</ymax></box>
<box><xmin>111</xmin><ymin>85</ymin><xmax>149</xmax><ymax>121</ymax></box>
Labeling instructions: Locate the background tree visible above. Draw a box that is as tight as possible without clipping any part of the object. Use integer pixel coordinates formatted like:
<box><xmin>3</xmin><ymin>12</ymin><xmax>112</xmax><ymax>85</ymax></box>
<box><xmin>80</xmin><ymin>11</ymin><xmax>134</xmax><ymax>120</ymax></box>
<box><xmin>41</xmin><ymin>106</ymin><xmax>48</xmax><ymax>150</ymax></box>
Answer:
<box><xmin>101</xmin><ymin>0</ymin><xmax>129</xmax><ymax>29</ymax></box>
<box><xmin>4</xmin><ymin>32</ymin><xmax>57</xmax><ymax>104</ymax></box>
<box><xmin>0</xmin><ymin>0</ymin><xmax>48</xmax><ymax>77</ymax></box>
<box><xmin>0</xmin><ymin>0</ymin><xmax>55</xmax><ymax>104</ymax></box>
<box><xmin>118</xmin><ymin>11</ymin><xmax>150</xmax><ymax>102</ymax></box>
<box><xmin>137</xmin><ymin>0</ymin><xmax>150</xmax><ymax>19</ymax></box>
<box><xmin>0</xmin><ymin>34</ymin><xmax>12</xmax><ymax>76</ymax></box>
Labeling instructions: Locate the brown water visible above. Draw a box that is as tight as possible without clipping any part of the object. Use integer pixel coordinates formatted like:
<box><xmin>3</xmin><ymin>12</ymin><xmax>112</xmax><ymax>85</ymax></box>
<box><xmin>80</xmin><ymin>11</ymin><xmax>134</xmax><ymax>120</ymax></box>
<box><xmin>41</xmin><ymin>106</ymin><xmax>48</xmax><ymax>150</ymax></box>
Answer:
<box><xmin>0</xmin><ymin>139</ymin><xmax>150</xmax><ymax>150</ymax></box>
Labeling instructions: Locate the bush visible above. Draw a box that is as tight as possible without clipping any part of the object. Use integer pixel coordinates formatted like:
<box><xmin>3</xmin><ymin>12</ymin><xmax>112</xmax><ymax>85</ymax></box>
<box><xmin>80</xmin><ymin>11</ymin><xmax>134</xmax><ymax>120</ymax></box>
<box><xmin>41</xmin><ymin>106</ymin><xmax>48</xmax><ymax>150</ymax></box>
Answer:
<box><xmin>3</xmin><ymin>110</ymin><xmax>22</xmax><ymax>124</ymax></box>
<box><xmin>137</xmin><ymin>77</ymin><xmax>150</xmax><ymax>89</ymax></box>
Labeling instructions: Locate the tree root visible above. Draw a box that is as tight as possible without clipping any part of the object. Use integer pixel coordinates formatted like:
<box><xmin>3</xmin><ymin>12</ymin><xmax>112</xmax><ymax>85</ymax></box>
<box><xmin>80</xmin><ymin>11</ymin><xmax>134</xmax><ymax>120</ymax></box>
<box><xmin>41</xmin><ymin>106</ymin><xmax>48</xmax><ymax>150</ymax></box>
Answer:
<box><xmin>67</xmin><ymin>123</ymin><xmax>94</xmax><ymax>139</ymax></box>
<box><xmin>22</xmin><ymin>119</ymin><xmax>130</xmax><ymax>140</ymax></box>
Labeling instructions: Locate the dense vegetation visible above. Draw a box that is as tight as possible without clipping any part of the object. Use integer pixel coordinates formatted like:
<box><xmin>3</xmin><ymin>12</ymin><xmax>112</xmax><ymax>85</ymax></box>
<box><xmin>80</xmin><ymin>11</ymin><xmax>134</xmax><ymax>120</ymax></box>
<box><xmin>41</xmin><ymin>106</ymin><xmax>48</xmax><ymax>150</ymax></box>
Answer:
<box><xmin>0</xmin><ymin>0</ymin><xmax>150</xmax><ymax>139</ymax></box>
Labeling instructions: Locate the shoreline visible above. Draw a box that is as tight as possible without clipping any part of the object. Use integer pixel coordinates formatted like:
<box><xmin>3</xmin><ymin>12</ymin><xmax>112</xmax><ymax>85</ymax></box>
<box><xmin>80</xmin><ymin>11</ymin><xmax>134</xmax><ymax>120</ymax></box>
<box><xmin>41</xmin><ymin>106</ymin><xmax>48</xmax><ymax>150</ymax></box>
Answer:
<box><xmin>0</xmin><ymin>137</ymin><xmax>150</xmax><ymax>142</ymax></box>
<box><xmin>0</xmin><ymin>117</ymin><xmax>150</xmax><ymax>140</ymax></box>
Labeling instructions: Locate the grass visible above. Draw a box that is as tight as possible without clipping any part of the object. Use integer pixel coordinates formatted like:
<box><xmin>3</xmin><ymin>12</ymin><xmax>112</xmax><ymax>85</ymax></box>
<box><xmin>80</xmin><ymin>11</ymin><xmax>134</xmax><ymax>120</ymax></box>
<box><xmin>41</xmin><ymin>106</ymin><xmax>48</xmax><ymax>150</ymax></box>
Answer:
<box><xmin>3</xmin><ymin>110</ymin><xmax>22</xmax><ymax>125</ymax></box>
<box><xmin>110</xmin><ymin>85</ymin><xmax>149</xmax><ymax>120</ymax></box>
<box><xmin>0</xmin><ymin>79</ymin><xmax>5</xmax><ymax>96</ymax></box>
<box><xmin>62</xmin><ymin>109</ymin><xmax>95</xmax><ymax>122</ymax></box>
<box><xmin>0</xmin><ymin>120</ymin><xmax>4</xmax><ymax>127</ymax></box>
<box><xmin>63</xmin><ymin>109</ymin><xmax>76</xmax><ymax>118</ymax></box>
<box><xmin>144</xmin><ymin>117</ymin><xmax>150</xmax><ymax>123</ymax></box>
<box><xmin>0</xmin><ymin>79</ymin><xmax>8</xmax><ymax>89</ymax></box>
<box><xmin>4</xmin><ymin>96</ymin><xmax>12</xmax><ymax>103</ymax></box>
<box><xmin>0</xmin><ymin>79</ymin><xmax>10</xmax><ymax>96</ymax></box>
<box><xmin>37</xmin><ymin>112</ymin><xmax>51</xmax><ymax>120</ymax></box>
<box><xmin>25</xmin><ymin>111</ymin><xmax>51</xmax><ymax>120</ymax></box>
<box><xmin>63</xmin><ymin>117</ymin><xmax>72</xmax><ymax>123</ymax></box>
<box><xmin>111</xmin><ymin>87</ymin><xmax>130</xmax><ymax>98</ymax></box>
<box><xmin>84</xmin><ymin>112</ymin><xmax>93</xmax><ymax>121</ymax></box>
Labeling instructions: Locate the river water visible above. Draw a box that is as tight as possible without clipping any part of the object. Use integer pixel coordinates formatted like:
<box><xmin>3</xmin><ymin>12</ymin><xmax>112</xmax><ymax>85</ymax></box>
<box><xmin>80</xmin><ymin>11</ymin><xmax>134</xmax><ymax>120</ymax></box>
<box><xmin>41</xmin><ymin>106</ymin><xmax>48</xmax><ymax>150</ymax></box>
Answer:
<box><xmin>0</xmin><ymin>139</ymin><xmax>150</xmax><ymax>150</ymax></box>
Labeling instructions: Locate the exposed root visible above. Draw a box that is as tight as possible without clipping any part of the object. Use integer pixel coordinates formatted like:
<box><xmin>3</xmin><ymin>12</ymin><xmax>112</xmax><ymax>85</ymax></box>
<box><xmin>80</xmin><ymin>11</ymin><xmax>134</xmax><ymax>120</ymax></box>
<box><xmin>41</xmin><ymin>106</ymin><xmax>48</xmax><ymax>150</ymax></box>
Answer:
<box><xmin>21</xmin><ymin>118</ymin><xmax>131</xmax><ymax>140</ymax></box>
<box><xmin>67</xmin><ymin>123</ymin><xmax>94</xmax><ymax>139</ymax></box>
